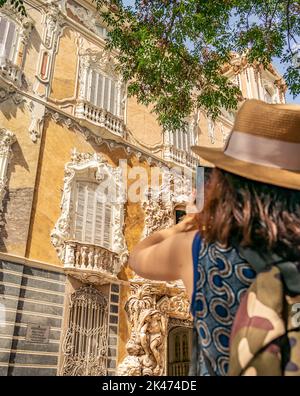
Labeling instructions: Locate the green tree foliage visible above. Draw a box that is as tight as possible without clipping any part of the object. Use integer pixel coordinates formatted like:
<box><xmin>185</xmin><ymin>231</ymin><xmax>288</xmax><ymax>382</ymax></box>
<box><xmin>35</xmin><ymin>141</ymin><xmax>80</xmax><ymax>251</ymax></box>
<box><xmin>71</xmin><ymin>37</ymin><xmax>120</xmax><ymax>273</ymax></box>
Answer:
<box><xmin>0</xmin><ymin>0</ymin><xmax>26</xmax><ymax>16</ymax></box>
<box><xmin>95</xmin><ymin>0</ymin><xmax>300</xmax><ymax>130</ymax></box>
<box><xmin>1</xmin><ymin>0</ymin><xmax>299</xmax><ymax>129</ymax></box>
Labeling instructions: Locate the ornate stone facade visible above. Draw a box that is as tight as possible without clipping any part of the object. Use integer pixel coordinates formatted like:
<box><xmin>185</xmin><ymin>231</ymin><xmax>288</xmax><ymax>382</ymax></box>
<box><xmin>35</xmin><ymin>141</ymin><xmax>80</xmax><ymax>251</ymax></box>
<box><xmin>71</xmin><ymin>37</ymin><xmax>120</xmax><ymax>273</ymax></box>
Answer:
<box><xmin>0</xmin><ymin>0</ymin><xmax>286</xmax><ymax>377</ymax></box>
<box><xmin>117</xmin><ymin>278</ymin><xmax>192</xmax><ymax>376</ymax></box>
<box><xmin>51</xmin><ymin>149</ymin><xmax>128</xmax><ymax>284</ymax></box>
<box><xmin>0</xmin><ymin>128</ymin><xmax>16</xmax><ymax>224</ymax></box>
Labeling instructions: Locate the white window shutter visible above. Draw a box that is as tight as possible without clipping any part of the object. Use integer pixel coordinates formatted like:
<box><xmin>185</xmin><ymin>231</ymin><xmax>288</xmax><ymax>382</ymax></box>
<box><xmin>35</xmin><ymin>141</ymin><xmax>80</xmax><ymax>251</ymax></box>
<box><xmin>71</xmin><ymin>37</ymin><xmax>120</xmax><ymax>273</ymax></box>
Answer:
<box><xmin>0</xmin><ymin>17</ymin><xmax>16</xmax><ymax>62</ymax></box>
<box><xmin>102</xmin><ymin>204</ymin><xmax>112</xmax><ymax>248</ymax></box>
<box><xmin>89</xmin><ymin>70</ymin><xmax>97</xmax><ymax>105</ymax></box>
<box><xmin>5</xmin><ymin>21</ymin><xmax>15</xmax><ymax>61</ymax></box>
<box><xmin>74</xmin><ymin>182</ymin><xmax>85</xmax><ymax>241</ymax></box>
<box><xmin>74</xmin><ymin>181</ymin><xmax>113</xmax><ymax>249</ymax></box>
<box><xmin>103</xmin><ymin>77</ymin><xmax>109</xmax><ymax>111</ymax></box>
<box><xmin>110</xmin><ymin>80</ymin><xmax>116</xmax><ymax>115</ymax></box>
<box><xmin>96</xmin><ymin>73</ymin><xmax>103</xmax><ymax>108</ymax></box>
<box><xmin>94</xmin><ymin>196</ymin><xmax>104</xmax><ymax>246</ymax></box>
<box><xmin>0</xmin><ymin>17</ymin><xmax>7</xmax><ymax>46</ymax></box>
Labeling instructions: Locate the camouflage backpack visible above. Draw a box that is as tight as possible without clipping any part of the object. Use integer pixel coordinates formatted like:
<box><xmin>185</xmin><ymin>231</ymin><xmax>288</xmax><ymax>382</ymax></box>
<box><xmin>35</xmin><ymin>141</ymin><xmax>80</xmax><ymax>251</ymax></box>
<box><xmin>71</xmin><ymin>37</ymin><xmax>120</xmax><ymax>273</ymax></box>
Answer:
<box><xmin>228</xmin><ymin>248</ymin><xmax>300</xmax><ymax>376</ymax></box>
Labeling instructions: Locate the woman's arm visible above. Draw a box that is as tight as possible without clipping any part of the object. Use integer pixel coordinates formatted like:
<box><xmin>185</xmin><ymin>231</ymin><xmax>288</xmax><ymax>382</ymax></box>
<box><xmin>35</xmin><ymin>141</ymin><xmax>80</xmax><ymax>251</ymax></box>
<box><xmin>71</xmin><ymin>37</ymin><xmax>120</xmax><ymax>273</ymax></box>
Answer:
<box><xmin>128</xmin><ymin>215</ymin><xmax>198</xmax><ymax>282</ymax></box>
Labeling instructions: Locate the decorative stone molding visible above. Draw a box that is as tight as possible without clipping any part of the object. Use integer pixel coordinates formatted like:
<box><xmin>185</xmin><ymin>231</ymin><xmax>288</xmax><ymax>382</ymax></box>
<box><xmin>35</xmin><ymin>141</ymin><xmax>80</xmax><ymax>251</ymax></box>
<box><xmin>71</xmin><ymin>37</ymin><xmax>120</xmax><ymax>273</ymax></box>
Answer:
<box><xmin>66</xmin><ymin>1</ymin><xmax>108</xmax><ymax>39</ymax></box>
<box><xmin>117</xmin><ymin>278</ymin><xmax>192</xmax><ymax>376</ymax></box>
<box><xmin>0</xmin><ymin>129</ymin><xmax>16</xmax><ymax>224</ymax></box>
<box><xmin>44</xmin><ymin>1</ymin><xmax>66</xmax><ymax>50</ymax></box>
<box><xmin>34</xmin><ymin>1</ymin><xmax>66</xmax><ymax>96</ymax></box>
<box><xmin>63</xmin><ymin>240</ymin><xmax>128</xmax><ymax>286</ymax></box>
<box><xmin>0</xmin><ymin>85</ymin><xmax>25</xmax><ymax>105</ymax></box>
<box><xmin>0</xmin><ymin>2</ymin><xmax>34</xmax><ymax>46</ymax></box>
<box><xmin>0</xmin><ymin>59</ymin><xmax>25</xmax><ymax>88</ymax></box>
<box><xmin>45</xmin><ymin>107</ymin><xmax>165</xmax><ymax>167</ymax></box>
<box><xmin>74</xmin><ymin>100</ymin><xmax>126</xmax><ymax>137</ymax></box>
<box><xmin>78</xmin><ymin>47</ymin><xmax>119</xmax><ymax>80</ymax></box>
<box><xmin>142</xmin><ymin>171</ymin><xmax>192</xmax><ymax>238</ymax></box>
<box><xmin>51</xmin><ymin>149</ymin><xmax>128</xmax><ymax>283</ymax></box>
<box><xmin>27</xmin><ymin>101</ymin><xmax>46</xmax><ymax>142</ymax></box>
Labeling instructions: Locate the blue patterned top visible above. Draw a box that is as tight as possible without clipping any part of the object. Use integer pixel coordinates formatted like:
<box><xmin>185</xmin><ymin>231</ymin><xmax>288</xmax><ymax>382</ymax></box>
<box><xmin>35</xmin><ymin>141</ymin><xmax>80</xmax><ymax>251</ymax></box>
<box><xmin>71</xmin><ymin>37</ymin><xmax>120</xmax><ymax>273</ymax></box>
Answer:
<box><xmin>189</xmin><ymin>232</ymin><xmax>256</xmax><ymax>376</ymax></box>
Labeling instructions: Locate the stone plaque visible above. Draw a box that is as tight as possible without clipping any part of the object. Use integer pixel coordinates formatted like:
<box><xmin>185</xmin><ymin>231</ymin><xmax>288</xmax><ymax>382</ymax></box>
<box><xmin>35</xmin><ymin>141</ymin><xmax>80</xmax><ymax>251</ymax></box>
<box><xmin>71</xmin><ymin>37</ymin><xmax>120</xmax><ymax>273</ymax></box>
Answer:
<box><xmin>26</xmin><ymin>324</ymin><xmax>50</xmax><ymax>344</ymax></box>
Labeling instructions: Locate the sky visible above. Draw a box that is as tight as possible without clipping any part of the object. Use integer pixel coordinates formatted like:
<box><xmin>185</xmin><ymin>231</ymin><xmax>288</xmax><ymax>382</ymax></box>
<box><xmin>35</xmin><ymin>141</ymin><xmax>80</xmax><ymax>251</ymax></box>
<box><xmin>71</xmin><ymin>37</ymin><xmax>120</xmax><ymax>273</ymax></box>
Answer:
<box><xmin>122</xmin><ymin>0</ymin><xmax>299</xmax><ymax>104</ymax></box>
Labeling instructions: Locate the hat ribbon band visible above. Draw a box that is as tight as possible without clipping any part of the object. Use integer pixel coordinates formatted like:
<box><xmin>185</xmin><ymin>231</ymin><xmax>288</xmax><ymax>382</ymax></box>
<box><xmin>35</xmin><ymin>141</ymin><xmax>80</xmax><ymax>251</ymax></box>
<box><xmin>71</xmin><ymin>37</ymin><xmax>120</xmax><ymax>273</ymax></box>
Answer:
<box><xmin>224</xmin><ymin>131</ymin><xmax>300</xmax><ymax>171</ymax></box>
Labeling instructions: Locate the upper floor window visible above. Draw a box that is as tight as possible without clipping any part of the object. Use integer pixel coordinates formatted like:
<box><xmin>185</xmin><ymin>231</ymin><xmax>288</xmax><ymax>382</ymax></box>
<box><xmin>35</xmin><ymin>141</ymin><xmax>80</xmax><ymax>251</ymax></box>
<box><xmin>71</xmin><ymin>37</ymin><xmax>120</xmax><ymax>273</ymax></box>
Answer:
<box><xmin>84</xmin><ymin>69</ymin><xmax>120</xmax><ymax>117</ymax></box>
<box><xmin>73</xmin><ymin>181</ymin><xmax>112</xmax><ymax>249</ymax></box>
<box><xmin>51</xmin><ymin>151</ymin><xmax>127</xmax><ymax>265</ymax></box>
<box><xmin>164</xmin><ymin>124</ymin><xmax>197</xmax><ymax>152</ymax></box>
<box><xmin>0</xmin><ymin>15</ymin><xmax>18</xmax><ymax>64</ymax></box>
<box><xmin>0</xmin><ymin>10</ymin><xmax>33</xmax><ymax>86</ymax></box>
<box><xmin>78</xmin><ymin>48</ymin><xmax>126</xmax><ymax>126</ymax></box>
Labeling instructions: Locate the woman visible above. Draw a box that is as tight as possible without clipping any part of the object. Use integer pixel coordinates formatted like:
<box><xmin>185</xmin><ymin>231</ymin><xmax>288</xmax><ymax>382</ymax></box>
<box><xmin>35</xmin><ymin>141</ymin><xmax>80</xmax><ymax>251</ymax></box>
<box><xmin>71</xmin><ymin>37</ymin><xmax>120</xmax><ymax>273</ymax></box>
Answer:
<box><xmin>129</xmin><ymin>99</ymin><xmax>300</xmax><ymax>376</ymax></box>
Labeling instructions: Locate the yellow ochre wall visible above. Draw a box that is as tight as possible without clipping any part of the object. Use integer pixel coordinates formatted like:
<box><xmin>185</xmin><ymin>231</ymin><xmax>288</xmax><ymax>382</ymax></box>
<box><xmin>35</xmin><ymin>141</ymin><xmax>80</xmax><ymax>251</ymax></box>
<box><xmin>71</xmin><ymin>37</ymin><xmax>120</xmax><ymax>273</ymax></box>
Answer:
<box><xmin>50</xmin><ymin>28</ymin><xmax>78</xmax><ymax>101</ymax></box>
<box><xmin>0</xmin><ymin>103</ymin><xmax>41</xmax><ymax>256</ymax></box>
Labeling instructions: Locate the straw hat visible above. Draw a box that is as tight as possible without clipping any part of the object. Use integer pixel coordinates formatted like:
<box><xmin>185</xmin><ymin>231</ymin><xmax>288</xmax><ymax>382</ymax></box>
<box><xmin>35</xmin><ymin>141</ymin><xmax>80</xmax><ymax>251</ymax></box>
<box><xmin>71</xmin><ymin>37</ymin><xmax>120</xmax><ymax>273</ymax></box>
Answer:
<box><xmin>191</xmin><ymin>99</ymin><xmax>300</xmax><ymax>190</ymax></box>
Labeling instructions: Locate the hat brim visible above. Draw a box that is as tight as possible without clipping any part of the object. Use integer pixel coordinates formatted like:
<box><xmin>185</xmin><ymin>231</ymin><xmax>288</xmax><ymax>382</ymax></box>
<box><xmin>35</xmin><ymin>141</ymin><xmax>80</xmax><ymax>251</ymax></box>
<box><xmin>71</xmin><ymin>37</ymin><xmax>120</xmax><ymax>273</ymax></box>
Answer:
<box><xmin>191</xmin><ymin>145</ymin><xmax>300</xmax><ymax>191</ymax></box>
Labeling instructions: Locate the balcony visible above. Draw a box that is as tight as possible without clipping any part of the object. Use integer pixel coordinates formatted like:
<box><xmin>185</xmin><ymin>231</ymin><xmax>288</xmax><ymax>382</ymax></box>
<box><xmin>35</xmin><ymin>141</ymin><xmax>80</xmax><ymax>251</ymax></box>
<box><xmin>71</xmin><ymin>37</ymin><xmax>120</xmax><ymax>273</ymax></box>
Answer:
<box><xmin>163</xmin><ymin>145</ymin><xmax>198</xmax><ymax>169</ymax></box>
<box><xmin>74</xmin><ymin>100</ymin><xmax>126</xmax><ymax>139</ymax></box>
<box><xmin>0</xmin><ymin>57</ymin><xmax>24</xmax><ymax>88</ymax></box>
<box><xmin>64</xmin><ymin>240</ymin><xmax>126</xmax><ymax>285</ymax></box>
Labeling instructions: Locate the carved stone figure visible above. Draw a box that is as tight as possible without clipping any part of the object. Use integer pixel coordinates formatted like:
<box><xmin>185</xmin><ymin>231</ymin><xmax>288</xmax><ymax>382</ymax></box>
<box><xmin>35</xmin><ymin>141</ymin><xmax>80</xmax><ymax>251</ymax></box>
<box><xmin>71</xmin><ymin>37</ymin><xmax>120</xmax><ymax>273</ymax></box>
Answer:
<box><xmin>138</xmin><ymin>309</ymin><xmax>166</xmax><ymax>375</ymax></box>
<box><xmin>117</xmin><ymin>279</ymin><xmax>192</xmax><ymax>376</ymax></box>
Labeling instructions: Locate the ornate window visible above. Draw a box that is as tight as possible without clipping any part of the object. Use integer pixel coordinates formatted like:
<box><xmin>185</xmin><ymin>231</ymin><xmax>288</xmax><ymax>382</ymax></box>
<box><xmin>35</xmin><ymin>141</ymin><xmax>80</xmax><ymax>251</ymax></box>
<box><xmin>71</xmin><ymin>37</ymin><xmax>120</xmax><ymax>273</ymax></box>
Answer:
<box><xmin>84</xmin><ymin>68</ymin><xmax>121</xmax><ymax>117</ymax></box>
<box><xmin>163</xmin><ymin>121</ymin><xmax>198</xmax><ymax>168</ymax></box>
<box><xmin>73</xmin><ymin>181</ymin><xmax>112</xmax><ymax>249</ymax></box>
<box><xmin>51</xmin><ymin>150</ymin><xmax>127</xmax><ymax>284</ymax></box>
<box><xmin>0</xmin><ymin>128</ymin><xmax>16</xmax><ymax>224</ymax></box>
<box><xmin>0</xmin><ymin>15</ymin><xmax>18</xmax><ymax>64</ymax></box>
<box><xmin>0</xmin><ymin>7</ymin><xmax>33</xmax><ymax>86</ymax></box>
<box><xmin>66</xmin><ymin>0</ymin><xmax>108</xmax><ymax>39</ymax></box>
<box><xmin>60</xmin><ymin>285</ymin><xmax>109</xmax><ymax>376</ymax></box>
<box><xmin>75</xmin><ymin>48</ymin><xmax>126</xmax><ymax>136</ymax></box>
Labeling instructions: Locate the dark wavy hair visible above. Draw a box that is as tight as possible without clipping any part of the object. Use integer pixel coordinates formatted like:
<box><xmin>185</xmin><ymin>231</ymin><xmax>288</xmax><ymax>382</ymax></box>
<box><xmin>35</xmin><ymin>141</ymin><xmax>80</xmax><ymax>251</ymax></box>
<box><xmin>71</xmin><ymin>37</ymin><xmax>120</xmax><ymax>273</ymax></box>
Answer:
<box><xmin>196</xmin><ymin>168</ymin><xmax>300</xmax><ymax>261</ymax></box>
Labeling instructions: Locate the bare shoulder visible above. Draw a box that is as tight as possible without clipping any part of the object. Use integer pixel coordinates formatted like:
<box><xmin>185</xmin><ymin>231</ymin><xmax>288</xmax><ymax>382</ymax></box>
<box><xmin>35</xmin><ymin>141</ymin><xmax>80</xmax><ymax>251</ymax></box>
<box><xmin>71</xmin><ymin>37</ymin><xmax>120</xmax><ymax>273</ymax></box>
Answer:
<box><xmin>129</xmin><ymin>229</ymin><xmax>199</xmax><ymax>283</ymax></box>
